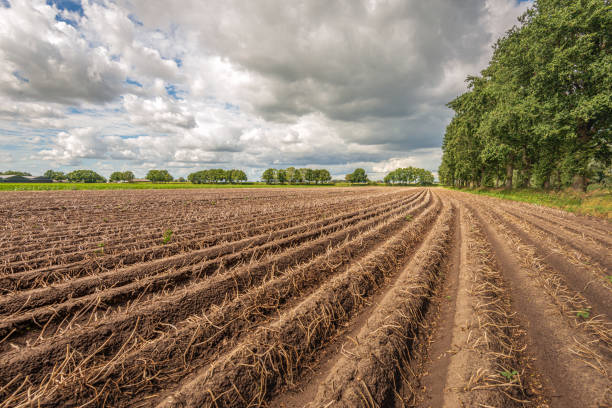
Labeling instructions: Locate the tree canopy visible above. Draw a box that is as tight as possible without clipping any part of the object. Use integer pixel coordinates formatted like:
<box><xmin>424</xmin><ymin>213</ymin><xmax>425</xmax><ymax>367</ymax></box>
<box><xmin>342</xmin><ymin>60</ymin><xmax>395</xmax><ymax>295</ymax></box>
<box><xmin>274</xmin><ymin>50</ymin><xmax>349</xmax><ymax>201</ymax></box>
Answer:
<box><xmin>439</xmin><ymin>0</ymin><xmax>612</xmax><ymax>191</ymax></box>
<box><xmin>261</xmin><ymin>168</ymin><xmax>331</xmax><ymax>184</ymax></box>
<box><xmin>66</xmin><ymin>170</ymin><xmax>106</xmax><ymax>183</ymax></box>
<box><xmin>188</xmin><ymin>169</ymin><xmax>247</xmax><ymax>184</ymax></box>
<box><xmin>1</xmin><ymin>170</ymin><xmax>32</xmax><ymax>176</ymax></box>
<box><xmin>44</xmin><ymin>170</ymin><xmax>66</xmax><ymax>181</ymax></box>
<box><xmin>109</xmin><ymin>171</ymin><xmax>135</xmax><ymax>182</ymax></box>
<box><xmin>345</xmin><ymin>168</ymin><xmax>368</xmax><ymax>183</ymax></box>
<box><xmin>384</xmin><ymin>167</ymin><xmax>434</xmax><ymax>185</ymax></box>
<box><xmin>146</xmin><ymin>170</ymin><xmax>173</xmax><ymax>183</ymax></box>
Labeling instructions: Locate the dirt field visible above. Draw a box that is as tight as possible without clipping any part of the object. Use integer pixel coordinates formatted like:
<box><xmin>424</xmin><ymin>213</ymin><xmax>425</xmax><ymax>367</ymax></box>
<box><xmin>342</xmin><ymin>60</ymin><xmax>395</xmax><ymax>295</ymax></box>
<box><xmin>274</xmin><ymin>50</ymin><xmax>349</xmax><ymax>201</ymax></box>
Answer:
<box><xmin>0</xmin><ymin>187</ymin><xmax>609</xmax><ymax>407</ymax></box>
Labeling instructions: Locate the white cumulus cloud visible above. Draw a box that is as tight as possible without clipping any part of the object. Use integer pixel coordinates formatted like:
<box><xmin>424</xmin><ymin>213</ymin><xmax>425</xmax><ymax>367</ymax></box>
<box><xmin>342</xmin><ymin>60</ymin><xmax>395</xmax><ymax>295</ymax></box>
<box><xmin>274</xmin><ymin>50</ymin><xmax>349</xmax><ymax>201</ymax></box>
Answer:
<box><xmin>0</xmin><ymin>0</ymin><xmax>531</xmax><ymax>178</ymax></box>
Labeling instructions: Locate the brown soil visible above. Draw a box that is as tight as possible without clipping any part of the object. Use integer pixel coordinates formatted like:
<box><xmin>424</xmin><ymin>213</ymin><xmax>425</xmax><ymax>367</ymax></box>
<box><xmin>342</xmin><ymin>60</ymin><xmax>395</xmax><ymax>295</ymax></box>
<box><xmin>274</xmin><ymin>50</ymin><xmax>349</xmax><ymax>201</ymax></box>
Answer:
<box><xmin>0</xmin><ymin>187</ymin><xmax>610</xmax><ymax>408</ymax></box>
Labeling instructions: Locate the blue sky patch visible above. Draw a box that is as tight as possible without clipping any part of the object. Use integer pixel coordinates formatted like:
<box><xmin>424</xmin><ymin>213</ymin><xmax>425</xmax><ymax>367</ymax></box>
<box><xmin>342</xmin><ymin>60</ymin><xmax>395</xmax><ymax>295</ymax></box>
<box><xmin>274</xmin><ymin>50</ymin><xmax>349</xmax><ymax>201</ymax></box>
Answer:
<box><xmin>46</xmin><ymin>0</ymin><xmax>83</xmax><ymax>16</ymax></box>
<box><xmin>12</xmin><ymin>71</ymin><xmax>29</xmax><ymax>83</ymax></box>
<box><xmin>126</xmin><ymin>78</ymin><xmax>143</xmax><ymax>88</ymax></box>
<box><xmin>55</xmin><ymin>13</ymin><xmax>78</xmax><ymax>27</ymax></box>
<box><xmin>128</xmin><ymin>13</ymin><xmax>143</xmax><ymax>26</ymax></box>
<box><xmin>165</xmin><ymin>84</ymin><xmax>184</xmax><ymax>100</ymax></box>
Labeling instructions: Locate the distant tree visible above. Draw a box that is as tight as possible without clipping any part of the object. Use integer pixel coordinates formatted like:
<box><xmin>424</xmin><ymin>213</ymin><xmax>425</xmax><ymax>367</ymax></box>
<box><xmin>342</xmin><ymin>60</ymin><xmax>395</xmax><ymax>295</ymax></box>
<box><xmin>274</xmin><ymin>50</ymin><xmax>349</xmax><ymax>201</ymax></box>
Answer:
<box><xmin>189</xmin><ymin>169</ymin><xmax>246</xmax><ymax>184</ymax></box>
<box><xmin>43</xmin><ymin>170</ymin><xmax>66</xmax><ymax>181</ymax></box>
<box><xmin>416</xmin><ymin>168</ymin><xmax>435</xmax><ymax>185</ymax></box>
<box><xmin>177</xmin><ymin>177</ymin><xmax>186</xmax><ymax>183</ymax></box>
<box><xmin>146</xmin><ymin>169</ymin><xmax>173</xmax><ymax>183</ymax></box>
<box><xmin>301</xmin><ymin>168</ymin><xmax>315</xmax><ymax>184</ymax></box>
<box><xmin>347</xmin><ymin>168</ymin><xmax>368</xmax><ymax>183</ymax></box>
<box><xmin>345</xmin><ymin>173</ymin><xmax>353</xmax><ymax>182</ymax></box>
<box><xmin>277</xmin><ymin>169</ymin><xmax>287</xmax><ymax>184</ymax></box>
<box><xmin>317</xmin><ymin>169</ymin><xmax>331</xmax><ymax>184</ymax></box>
<box><xmin>66</xmin><ymin>170</ymin><xmax>106</xmax><ymax>183</ymax></box>
<box><xmin>1</xmin><ymin>170</ymin><xmax>32</xmax><ymax>176</ymax></box>
<box><xmin>285</xmin><ymin>167</ymin><xmax>297</xmax><ymax>184</ymax></box>
<box><xmin>209</xmin><ymin>169</ymin><xmax>226</xmax><ymax>183</ymax></box>
<box><xmin>109</xmin><ymin>172</ymin><xmax>123</xmax><ymax>182</ymax></box>
<box><xmin>289</xmin><ymin>168</ymin><xmax>303</xmax><ymax>184</ymax></box>
<box><xmin>262</xmin><ymin>168</ymin><xmax>277</xmax><ymax>184</ymax></box>
<box><xmin>384</xmin><ymin>167</ymin><xmax>434</xmax><ymax>185</ymax></box>
<box><xmin>383</xmin><ymin>172</ymin><xmax>392</xmax><ymax>184</ymax></box>
<box><xmin>108</xmin><ymin>171</ymin><xmax>134</xmax><ymax>182</ymax></box>
<box><xmin>123</xmin><ymin>171</ymin><xmax>135</xmax><ymax>182</ymax></box>
<box><xmin>188</xmin><ymin>170</ymin><xmax>206</xmax><ymax>184</ymax></box>
<box><xmin>230</xmin><ymin>169</ymin><xmax>247</xmax><ymax>183</ymax></box>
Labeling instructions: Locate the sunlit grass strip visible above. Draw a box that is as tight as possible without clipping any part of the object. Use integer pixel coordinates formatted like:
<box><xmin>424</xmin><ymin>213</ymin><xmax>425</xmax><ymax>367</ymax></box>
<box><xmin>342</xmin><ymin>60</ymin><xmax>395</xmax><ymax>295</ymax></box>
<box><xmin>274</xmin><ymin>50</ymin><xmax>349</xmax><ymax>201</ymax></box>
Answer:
<box><xmin>445</xmin><ymin>187</ymin><xmax>612</xmax><ymax>219</ymax></box>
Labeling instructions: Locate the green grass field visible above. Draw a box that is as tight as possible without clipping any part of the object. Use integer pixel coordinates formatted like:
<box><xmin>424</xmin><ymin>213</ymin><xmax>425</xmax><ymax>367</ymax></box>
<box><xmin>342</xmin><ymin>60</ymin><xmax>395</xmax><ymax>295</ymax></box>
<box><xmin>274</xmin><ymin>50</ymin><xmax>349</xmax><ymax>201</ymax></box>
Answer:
<box><xmin>449</xmin><ymin>187</ymin><xmax>612</xmax><ymax>220</ymax></box>
<box><xmin>0</xmin><ymin>182</ymin><xmax>372</xmax><ymax>191</ymax></box>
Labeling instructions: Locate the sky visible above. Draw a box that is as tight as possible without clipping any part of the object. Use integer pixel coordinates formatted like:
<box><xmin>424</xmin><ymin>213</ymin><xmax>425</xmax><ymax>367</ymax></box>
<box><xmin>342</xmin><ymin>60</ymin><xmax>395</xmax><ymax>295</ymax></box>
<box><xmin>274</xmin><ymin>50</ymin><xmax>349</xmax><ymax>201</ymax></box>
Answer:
<box><xmin>0</xmin><ymin>0</ymin><xmax>531</xmax><ymax>181</ymax></box>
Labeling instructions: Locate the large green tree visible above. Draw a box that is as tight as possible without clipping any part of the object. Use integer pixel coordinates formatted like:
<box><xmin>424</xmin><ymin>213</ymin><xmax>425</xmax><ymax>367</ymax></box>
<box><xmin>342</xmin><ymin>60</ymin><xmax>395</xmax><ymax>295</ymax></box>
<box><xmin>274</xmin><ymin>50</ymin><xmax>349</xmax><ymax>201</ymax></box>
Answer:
<box><xmin>439</xmin><ymin>0</ymin><xmax>612</xmax><ymax>191</ymax></box>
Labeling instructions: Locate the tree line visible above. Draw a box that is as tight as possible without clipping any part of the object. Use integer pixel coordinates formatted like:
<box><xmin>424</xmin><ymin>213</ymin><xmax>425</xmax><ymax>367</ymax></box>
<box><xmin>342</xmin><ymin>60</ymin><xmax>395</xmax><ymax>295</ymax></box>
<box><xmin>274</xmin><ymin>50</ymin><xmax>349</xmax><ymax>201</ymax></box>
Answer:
<box><xmin>188</xmin><ymin>169</ymin><xmax>247</xmax><ymax>184</ymax></box>
<box><xmin>261</xmin><ymin>167</ymin><xmax>332</xmax><ymax>184</ymax></box>
<box><xmin>8</xmin><ymin>166</ymin><xmax>438</xmax><ymax>186</ymax></box>
<box><xmin>384</xmin><ymin>167</ymin><xmax>435</xmax><ymax>185</ymax></box>
<box><xmin>438</xmin><ymin>0</ymin><xmax>611</xmax><ymax>191</ymax></box>
<box><xmin>37</xmin><ymin>168</ymin><xmax>247</xmax><ymax>183</ymax></box>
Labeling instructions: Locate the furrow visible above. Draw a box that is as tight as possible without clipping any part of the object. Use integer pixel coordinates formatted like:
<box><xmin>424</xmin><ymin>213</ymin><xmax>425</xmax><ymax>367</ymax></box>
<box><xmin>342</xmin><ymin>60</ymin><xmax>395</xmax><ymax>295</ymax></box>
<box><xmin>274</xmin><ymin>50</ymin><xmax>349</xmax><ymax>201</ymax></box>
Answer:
<box><xmin>0</xmin><ymin>191</ymin><xmax>431</xmax><ymax>398</ymax></box>
<box><xmin>0</xmin><ymin>193</ymin><xmax>409</xmax><ymax>275</ymax></box>
<box><xmin>0</xmin><ymin>191</ymin><xmax>421</xmax><ymax>320</ymax></box>
<box><xmin>470</xmin><ymin>201</ymin><xmax>611</xmax><ymax>407</ymax></box>
<box><xmin>11</xmin><ymin>191</ymin><xmax>436</xmax><ymax>407</ymax></box>
<box><xmin>0</xmin><ymin>192</ymin><xmax>417</xmax><ymax>295</ymax></box>
<box><xmin>310</xmin><ymin>201</ymin><xmax>455</xmax><ymax>407</ymax></box>
<box><xmin>154</xmin><ymin>194</ymin><xmax>442</xmax><ymax>408</ymax></box>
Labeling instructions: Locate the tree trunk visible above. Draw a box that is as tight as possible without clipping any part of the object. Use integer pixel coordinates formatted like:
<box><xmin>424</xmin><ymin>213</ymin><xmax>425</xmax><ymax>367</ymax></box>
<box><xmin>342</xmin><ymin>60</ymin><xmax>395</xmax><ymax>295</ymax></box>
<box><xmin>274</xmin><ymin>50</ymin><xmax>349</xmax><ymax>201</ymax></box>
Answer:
<box><xmin>571</xmin><ymin>175</ymin><xmax>587</xmax><ymax>192</ymax></box>
<box><xmin>521</xmin><ymin>148</ymin><xmax>531</xmax><ymax>188</ymax></box>
<box><xmin>505</xmin><ymin>164</ymin><xmax>513</xmax><ymax>189</ymax></box>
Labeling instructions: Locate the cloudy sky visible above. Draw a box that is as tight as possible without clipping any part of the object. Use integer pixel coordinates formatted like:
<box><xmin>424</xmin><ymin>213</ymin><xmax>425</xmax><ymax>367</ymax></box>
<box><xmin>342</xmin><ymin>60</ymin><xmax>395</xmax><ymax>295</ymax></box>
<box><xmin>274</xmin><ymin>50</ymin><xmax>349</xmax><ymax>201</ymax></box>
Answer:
<box><xmin>0</xmin><ymin>0</ymin><xmax>530</xmax><ymax>180</ymax></box>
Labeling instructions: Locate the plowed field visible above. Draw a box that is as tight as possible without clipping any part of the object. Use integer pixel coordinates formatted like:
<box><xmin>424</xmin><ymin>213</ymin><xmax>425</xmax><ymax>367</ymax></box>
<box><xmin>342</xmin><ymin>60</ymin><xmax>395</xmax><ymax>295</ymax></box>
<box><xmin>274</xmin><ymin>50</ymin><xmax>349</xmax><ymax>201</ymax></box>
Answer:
<box><xmin>0</xmin><ymin>188</ymin><xmax>609</xmax><ymax>407</ymax></box>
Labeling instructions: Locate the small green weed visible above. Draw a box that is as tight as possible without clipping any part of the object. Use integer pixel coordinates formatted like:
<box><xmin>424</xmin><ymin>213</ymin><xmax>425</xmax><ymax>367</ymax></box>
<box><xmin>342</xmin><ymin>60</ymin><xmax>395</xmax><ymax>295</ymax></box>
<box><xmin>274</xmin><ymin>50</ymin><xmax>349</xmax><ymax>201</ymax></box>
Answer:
<box><xmin>606</xmin><ymin>276</ymin><xmax>612</xmax><ymax>284</ymax></box>
<box><xmin>96</xmin><ymin>243</ymin><xmax>105</xmax><ymax>255</ymax></box>
<box><xmin>162</xmin><ymin>229</ymin><xmax>173</xmax><ymax>244</ymax></box>
<box><xmin>500</xmin><ymin>369</ymin><xmax>518</xmax><ymax>381</ymax></box>
<box><xmin>405</xmin><ymin>215</ymin><xmax>413</xmax><ymax>221</ymax></box>
<box><xmin>576</xmin><ymin>309</ymin><xmax>590</xmax><ymax>319</ymax></box>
